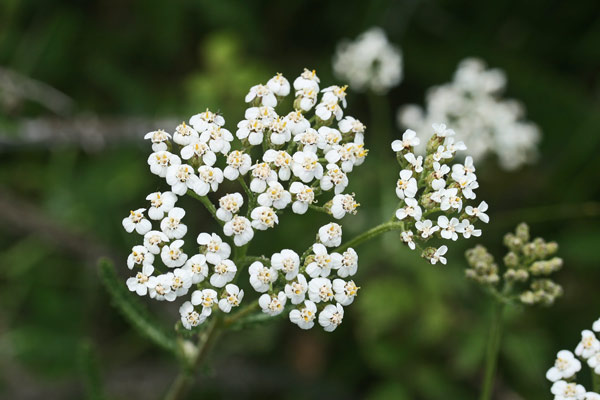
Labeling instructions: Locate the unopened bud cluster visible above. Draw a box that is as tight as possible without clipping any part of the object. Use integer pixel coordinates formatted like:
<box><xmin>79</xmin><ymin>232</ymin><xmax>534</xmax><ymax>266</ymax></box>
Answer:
<box><xmin>465</xmin><ymin>222</ymin><xmax>563</xmax><ymax>306</ymax></box>
<box><xmin>391</xmin><ymin>123</ymin><xmax>489</xmax><ymax>265</ymax></box>
<box><xmin>121</xmin><ymin>69</ymin><xmax>368</xmax><ymax>332</ymax></box>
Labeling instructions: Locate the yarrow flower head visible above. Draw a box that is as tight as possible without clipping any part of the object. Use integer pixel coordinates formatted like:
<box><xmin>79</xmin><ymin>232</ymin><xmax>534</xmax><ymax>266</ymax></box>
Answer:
<box><xmin>333</xmin><ymin>27</ymin><xmax>403</xmax><ymax>94</ymax></box>
<box><xmin>120</xmin><ymin>70</ymin><xmax>367</xmax><ymax>332</ymax></box>
<box><xmin>390</xmin><ymin>124</ymin><xmax>489</xmax><ymax>265</ymax></box>
<box><xmin>398</xmin><ymin>58</ymin><xmax>540</xmax><ymax>170</ymax></box>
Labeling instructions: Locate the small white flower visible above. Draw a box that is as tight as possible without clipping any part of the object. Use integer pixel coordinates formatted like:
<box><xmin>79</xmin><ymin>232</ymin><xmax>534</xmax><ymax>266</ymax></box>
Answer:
<box><xmin>216</xmin><ymin>192</ymin><xmax>244</xmax><ymax>222</ymax></box>
<box><xmin>250</xmin><ymin>206</ymin><xmax>279</xmax><ymax>230</ymax></box>
<box><xmin>395</xmin><ymin>197</ymin><xmax>422</xmax><ymax>221</ymax></box>
<box><xmin>318</xmin><ymin>303</ymin><xmax>344</xmax><ymax>332</ymax></box>
<box><xmin>245</xmin><ymin>105</ymin><xmax>277</xmax><ymax>123</ymax></box>
<box><xmin>320</xmin><ymin>164</ymin><xmax>348</xmax><ymax>194</ymax></box>
<box><xmin>250</xmin><ymin>162</ymin><xmax>278</xmax><ymax>193</ymax></box>
<box><xmin>144</xmin><ymin>129</ymin><xmax>171</xmax><ymax>151</ymax></box>
<box><xmin>122</xmin><ymin>208</ymin><xmax>152</xmax><ymax>235</ymax></box>
<box><xmin>401</xmin><ymin>230</ymin><xmax>416</xmax><ymax>250</ymax></box>
<box><xmin>285</xmin><ymin>274</ymin><xmax>308</xmax><ymax>304</ymax></box>
<box><xmin>224</xmin><ymin>150</ymin><xmax>252</xmax><ymax>180</ymax></box>
<box><xmin>321</xmin><ymin>85</ymin><xmax>348</xmax><ymax>108</ymax></box>
<box><xmin>143</xmin><ymin>230</ymin><xmax>169</xmax><ymax>254</ymax></box>
<box><xmin>444</xmin><ymin>137</ymin><xmax>467</xmax><ymax>154</ymax></box>
<box><xmin>440</xmin><ymin>187</ymin><xmax>463</xmax><ymax>212</ymax></box>
<box><xmin>318</xmin><ymin>222</ymin><xmax>343</xmax><ymax>247</ymax></box>
<box><xmin>315</xmin><ymin>98</ymin><xmax>344</xmax><ymax>121</ymax></box>
<box><xmin>248</xmin><ymin>261</ymin><xmax>278</xmax><ymax>293</ymax></box>
<box><xmin>575</xmin><ymin>330</ymin><xmax>600</xmax><ymax>359</ymax></box>
<box><xmin>179</xmin><ymin>301</ymin><xmax>205</xmax><ymax>330</ymax></box>
<box><xmin>148</xmin><ymin>151</ymin><xmax>181</xmax><ymax>178</ymax></box>
<box><xmin>338</xmin><ymin>116</ymin><xmax>366</xmax><ymax>143</ymax></box>
<box><xmin>183</xmin><ymin>254</ymin><xmax>209</xmax><ymax>284</ymax></box>
<box><xmin>173</xmin><ymin>122</ymin><xmax>199</xmax><ymax>146</ymax></box>
<box><xmin>306</xmin><ymin>243</ymin><xmax>341</xmax><ymax>278</ymax></box>
<box><xmin>189</xmin><ymin>109</ymin><xmax>225</xmax><ymax>131</ymax></box>
<box><xmin>430</xmin><ymin>245</ymin><xmax>448</xmax><ymax>265</ymax></box>
<box><xmin>438</xmin><ymin>216</ymin><xmax>466</xmax><ymax>241</ymax></box>
<box><xmin>210</xmin><ymin>259</ymin><xmax>237</xmax><ymax>288</ymax></box>
<box><xmin>146</xmin><ymin>191</ymin><xmax>177</xmax><ymax>220</ymax></box>
<box><xmin>325</xmin><ymin>143</ymin><xmax>363</xmax><ymax>173</ymax></box>
<box><xmin>161</xmin><ymin>240</ymin><xmax>188</xmax><ymax>268</ymax></box>
<box><xmin>223</xmin><ymin>216</ymin><xmax>254</xmax><ymax>246</ymax></box>
<box><xmin>546</xmin><ymin>350</ymin><xmax>582</xmax><ymax>382</ymax></box>
<box><xmin>336</xmin><ymin>248</ymin><xmax>358</xmax><ymax>278</ymax></box>
<box><xmin>160</xmin><ymin>207</ymin><xmax>187</xmax><ymax>239</ymax></box>
<box><xmin>396</xmin><ymin>169</ymin><xmax>418</xmax><ymax>199</ymax></box>
<box><xmin>391</xmin><ymin>129</ymin><xmax>420</xmax><ymax>151</ymax></box>
<box><xmin>271</xmin><ymin>249</ymin><xmax>300</xmax><ymax>280</ymax></box>
<box><xmin>587</xmin><ymin>352</ymin><xmax>600</xmax><ymax>375</ymax></box>
<box><xmin>404</xmin><ymin>152</ymin><xmax>423</xmax><ymax>172</ymax></box>
<box><xmin>289</xmin><ymin>300</ymin><xmax>318</xmax><ymax>330</ymax></box>
<box><xmin>317</xmin><ymin>126</ymin><xmax>343</xmax><ymax>154</ymax></box>
<box><xmin>165</xmin><ymin>164</ymin><xmax>202</xmax><ymax>196</ymax></box>
<box><xmin>432</xmin><ymin>123</ymin><xmax>455</xmax><ymax>138</ymax></box>
<box><xmin>236</xmin><ymin>118</ymin><xmax>265</xmax><ymax>146</ymax></box>
<box><xmin>330</xmin><ymin>193</ymin><xmax>359</xmax><ymax>219</ymax></box>
<box><xmin>127</xmin><ymin>245</ymin><xmax>154</xmax><ymax>270</ymax></box>
<box><xmin>257</xmin><ymin>181</ymin><xmax>291</xmax><ymax>210</ymax></box>
<box><xmin>285</xmin><ymin>110</ymin><xmax>310</xmax><ymax>136</ymax></box>
<box><xmin>191</xmin><ymin>288</ymin><xmax>218</xmax><ymax>316</ymax></box>
<box><xmin>415</xmin><ymin>219</ymin><xmax>439</xmax><ymax>239</ymax></box>
<box><xmin>197</xmin><ymin>232</ymin><xmax>231</xmax><ymax>264</ymax></box>
<box><xmin>308</xmin><ymin>277</ymin><xmax>334</xmax><ymax>303</ymax></box>
<box><xmin>200</xmin><ymin>125</ymin><xmax>233</xmax><ymax>155</ymax></box>
<box><xmin>585</xmin><ymin>392</ymin><xmax>600</xmax><ymax>400</ymax></box>
<box><xmin>293</xmin><ymin>68</ymin><xmax>320</xmax><ymax>91</ymax></box>
<box><xmin>550</xmin><ymin>380</ymin><xmax>586</xmax><ymax>400</ymax></box>
<box><xmin>147</xmin><ymin>274</ymin><xmax>173</xmax><ymax>301</ymax></box>
<box><xmin>433</xmin><ymin>145</ymin><xmax>453</xmax><ymax>162</ymax></box>
<box><xmin>594</xmin><ymin>318</ymin><xmax>600</xmax><ymax>332</ymax></box>
<box><xmin>289</xmin><ymin>182</ymin><xmax>315</xmax><ymax>214</ymax></box>
<box><xmin>258</xmin><ymin>292</ymin><xmax>287</xmax><ymax>316</ymax></box>
<box><xmin>263</xmin><ymin>150</ymin><xmax>293</xmax><ymax>181</ymax></box>
<box><xmin>432</xmin><ymin>161</ymin><xmax>450</xmax><ymax>188</ymax></box>
<box><xmin>453</xmin><ymin>172</ymin><xmax>479</xmax><ymax>200</ymax></box>
<box><xmin>170</xmin><ymin>268</ymin><xmax>193</xmax><ymax>298</ymax></box>
<box><xmin>466</xmin><ymin>201</ymin><xmax>490</xmax><ymax>223</ymax></box>
<box><xmin>266</xmin><ymin>73</ymin><xmax>290</xmax><ymax>96</ymax></box>
<box><xmin>196</xmin><ymin>165</ymin><xmax>223</xmax><ymax>195</ymax></box>
<box><xmin>269</xmin><ymin>116</ymin><xmax>292</xmax><ymax>145</ymax></box>
<box><xmin>126</xmin><ymin>264</ymin><xmax>154</xmax><ymax>295</ymax></box>
<box><xmin>295</xmin><ymin>86</ymin><xmax>319</xmax><ymax>111</ymax></box>
<box><xmin>333</xmin><ymin>279</ymin><xmax>359</xmax><ymax>306</ymax></box>
<box><xmin>180</xmin><ymin>139</ymin><xmax>217</xmax><ymax>166</ymax></box>
<box><xmin>462</xmin><ymin>220</ymin><xmax>482</xmax><ymax>238</ymax></box>
<box><xmin>218</xmin><ymin>284</ymin><xmax>244</xmax><ymax>313</ymax></box>
<box><xmin>292</xmin><ymin>151</ymin><xmax>323</xmax><ymax>183</ymax></box>
<box><xmin>452</xmin><ymin>156</ymin><xmax>476</xmax><ymax>177</ymax></box>
<box><xmin>293</xmin><ymin>127</ymin><xmax>321</xmax><ymax>153</ymax></box>
<box><xmin>245</xmin><ymin>84</ymin><xmax>277</xmax><ymax>107</ymax></box>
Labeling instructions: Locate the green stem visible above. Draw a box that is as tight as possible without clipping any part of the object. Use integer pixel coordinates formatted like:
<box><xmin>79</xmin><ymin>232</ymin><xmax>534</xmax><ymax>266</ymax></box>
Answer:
<box><xmin>334</xmin><ymin>221</ymin><xmax>404</xmax><ymax>253</ymax></box>
<box><xmin>187</xmin><ymin>190</ymin><xmax>223</xmax><ymax>226</ymax></box>
<box><xmin>593</xmin><ymin>373</ymin><xmax>600</xmax><ymax>393</ymax></box>
<box><xmin>479</xmin><ymin>301</ymin><xmax>505</xmax><ymax>400</ymax></box>
<box><xmin>164</xmin><ymin>316</ymin><xmax>223</xmax><ymax>400</ymax></box>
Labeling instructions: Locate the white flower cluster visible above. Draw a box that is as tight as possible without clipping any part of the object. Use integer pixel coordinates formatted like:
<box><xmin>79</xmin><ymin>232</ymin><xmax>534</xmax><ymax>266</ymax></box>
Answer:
<box><xmin>122</xmin><ymin>69</ymin><xmax>367</xmax><ymax>331</ymax></box>
<box><xmin>253</xmin><ymin>222</ymin><xmax>359</xmax><ymax>332</ymax></box>
<box><xmin>398</xmin><ymin>58</ymin><xmax>541</xmax><ymax>170</ymax></box>
<box><xmin>332</xmin><ymin>27</ymin><xmax>403</xmax><ymax>94</ymax></box>
<box><xmin>391</xmin><ymin>123</ymin><xmax>489</xmax><ymax>265</ymax></box>
<box><xmin>546</xmin><ymin>317</ymin><xmax>600</xmax><ymax>400</ymax></box>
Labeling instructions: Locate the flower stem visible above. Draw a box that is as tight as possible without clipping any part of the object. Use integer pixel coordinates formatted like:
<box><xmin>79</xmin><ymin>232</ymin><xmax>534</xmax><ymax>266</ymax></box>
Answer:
<box><xmin>164</xmin><ymin>316</ymin><xmax>223</xmax><ymax>400</ymax></box>
<box><xmin>593</xmin><ymin>373</ymin><xmax>600</xmax><ymax>393</ymax></box>
<box><xmin>187</xmin><ymin>190</ymin><xmax>223</xmax><ymax>226</ymax></box>
<box><xmin>479</xmin><ymin>301</ymin><xmax>505</xmax><ymax>400</ymax></box>
<box><xmin>334</xmin><ymin>220</ymin><xmax>404</xmax><ymax>253</ymax></box>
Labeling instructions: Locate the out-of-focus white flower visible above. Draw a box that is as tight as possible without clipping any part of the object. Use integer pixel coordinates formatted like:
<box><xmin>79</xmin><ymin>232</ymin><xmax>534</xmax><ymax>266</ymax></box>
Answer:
<box><xmin>550</xmin><ymin>380</ymin><xmax>586</xmax><ymax>400</ymax></box>
<box><xmin>546</xmin><ymin>350</ymin><xmax>582</xmax><ymax>382</ymax></box>
<box><xmin>122</xmin><ymin>208</ymin><xmax>152</xmax><ymax>235</ymax></box>
<box><xmin>575</xmin><ymin>330</ymin><xmax>600</xmax><ymax>359</ymax></box>
<box><xmin>197</xmin><ymin>232</ymin><xmax>231</xmax><ymax>264</ymax></box>
<box><xmin>248</xmin><ymin>261</ymin><xmax>278</xmax><ymax>293</ymax></box>
<box><xmin>594</xmin><ymin>318</ymin><xmax>600</xmax><ymax>333</ymax></box>
<box><xmin>258</xmin><ymin>292</ymin><xmax>287</xmax><ymax>316</ymax></box>
<box><xmin>223</xmin><ymin>216</ymin><xmax>254</xmax><ymax>246</ymax></box>
<box><xmin>318</xmin><ymin>303</ymin><xmax>344</xmax><ymax>332</ymax></box>
<box><xmin>587</xmin><ymin>352</ymin><xmax>600</xmax><ymax>375</ymax></box>
<box><xmin>333</xmin><ymin>27</ymin><xmax>402</xmax><ymax>94</ymax></box>
<box><xmin>398</xmin><ymin>58</ymin><xmax>540</xmax><ymax>170</ymax></box>
<box><xmin>271</xmin><ymin>249</ymin><xmax>300</xmax><ymax>280</ymax></box>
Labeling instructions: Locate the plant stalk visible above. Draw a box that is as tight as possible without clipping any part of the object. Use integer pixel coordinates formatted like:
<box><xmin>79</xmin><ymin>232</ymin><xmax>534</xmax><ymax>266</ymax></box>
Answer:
<box><xmin>334</xmin><ymin>220</ymin><xmax>404</xmax><ymax>253</ymax></box>
<box><xmin>479</xmin><ymin>301</ymin><xmax>505</xmax><ymax>400</ymax></box>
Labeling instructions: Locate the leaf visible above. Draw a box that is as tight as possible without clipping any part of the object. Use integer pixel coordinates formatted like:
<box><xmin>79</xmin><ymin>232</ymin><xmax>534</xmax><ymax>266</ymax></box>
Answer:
<box><xmin>97</xmin><ymin>258</ymin><xmax>177</xmax><ymax>354</ymax></box>
<box><xmin>78</xmin><ymin>340</ymin><xmax>107</xmax><ymax>400</ymax></box>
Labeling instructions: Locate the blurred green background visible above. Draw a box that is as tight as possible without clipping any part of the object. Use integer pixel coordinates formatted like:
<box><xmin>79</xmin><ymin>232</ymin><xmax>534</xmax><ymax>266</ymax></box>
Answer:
<box><xmin>1</xmin><ymin>0</ymin><xmax>599</xmax><ymax>399</ymax></box>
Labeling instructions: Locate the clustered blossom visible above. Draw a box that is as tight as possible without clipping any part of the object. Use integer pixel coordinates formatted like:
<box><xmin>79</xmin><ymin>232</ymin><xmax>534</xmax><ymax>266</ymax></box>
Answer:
<box><xmin>398</xmin><ymin>58</ymin><xmax>540</xmax><ymax>170</ymax></box>
<box><xmin>465</xmin><ymin>223</ymin><xmax>564</xmax><ymax>306</ymax></box>
<box><xmin>332</xmin><ymin>27</ymin><xmax>403</xmax><ymax>94</ymax></box>
<box><xmin>546</xmin><ymin>316</ymin><xmax>600</xmax><ymax>400</ymax></box>
<box><xmin>122</xmin><ymin>70</ymin><xmax>367</xmax><ymax>332</ymax></box>
<box><xmin>391</xmin><ymin>124</ymin><xmax>489</xmax><ymax>264</ymax></box>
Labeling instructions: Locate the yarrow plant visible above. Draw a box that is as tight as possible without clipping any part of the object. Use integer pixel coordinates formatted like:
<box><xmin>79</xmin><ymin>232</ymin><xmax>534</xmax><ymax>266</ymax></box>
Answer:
<box><xmin>398</xmin><ymin>58</ymin><xmax>541</xmax><ymax>170</ymax></box>
<box><xmin>333</xmin><ymin>27</ymin><xmax>403</xmax><ymax>94</ymax></box>
<box><xmin>467</xmin><ymin>223</ymin><xmax>565</xmax><ymax>400</ymax></box>
<box><xmin>545</xmin><ymin>316</ymin><xmax>600</xmax><ymax>399</ymax></box>
<box><xmin>124</xmin><ymin>69</ymin><xmax>369</xmax><ymax>338</ymax></box>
